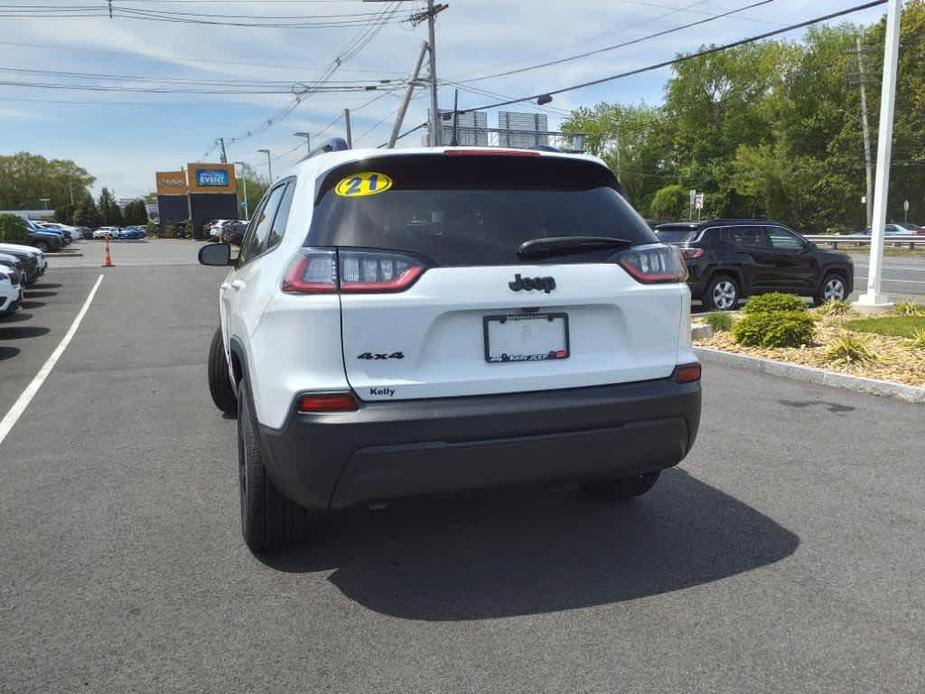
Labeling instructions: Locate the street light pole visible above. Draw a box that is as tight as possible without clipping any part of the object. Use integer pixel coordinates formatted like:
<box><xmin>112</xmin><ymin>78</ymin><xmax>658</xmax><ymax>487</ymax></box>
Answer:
<box><xmin>855</xmin><ymin>0</ymin><xmax>902</xmax><ymax>311</ymax></box>
<box><xmin>257</xmin><ymin>149</ymin><xmax>273</xmax><ymax>185</ymax></box>
<box><xmin>234</xmin><ymin>161</ymin><xmax>249</xmax><ymax>221</ymax></box>
<box><xmin>426</xmin><ymin>0</ymin><xmax>441</xmax><ymax>146</ymax></box>
<box><xmin>293</xmin><ymin>132</ymin><xmax>311</xmax><ymax>155</ymax></box>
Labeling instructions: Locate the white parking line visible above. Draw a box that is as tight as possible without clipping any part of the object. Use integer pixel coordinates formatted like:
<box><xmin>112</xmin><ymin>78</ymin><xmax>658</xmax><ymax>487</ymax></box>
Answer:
<box><xmin>0</xmin><ymin>274</ymin><xmax>104</xmax><ymax>447</ymax></box>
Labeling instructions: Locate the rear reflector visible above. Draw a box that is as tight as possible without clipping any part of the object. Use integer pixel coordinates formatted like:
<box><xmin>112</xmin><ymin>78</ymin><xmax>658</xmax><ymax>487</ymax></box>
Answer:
<box><xmin>674</xmin><ymin>364</ymin><xmax>702</xmax><ymax>383</ymax></box>
<box><xmin>617</xmin><ymin>245</ymin><xmax>689</xmax><ymax>284</ymax></box>
<box><xmin>444</xmin><ymin>148</ymin><xmax>541</xmax><ymax>157</ymax></box>
<box><xmin>297</xmin><ymin>393</ymin><xmax>358</xmax><ymax>413</ymax></box>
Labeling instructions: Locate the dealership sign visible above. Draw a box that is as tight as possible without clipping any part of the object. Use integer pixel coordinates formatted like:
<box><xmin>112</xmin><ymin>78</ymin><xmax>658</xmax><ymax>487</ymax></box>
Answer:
<box><xmin>155</xmin><ymin>170</ymin><xmax>188</xmax><ymax>195</ymax></box>
<box><xmin>196</xmin><ymin>169</ymin><xmax>229</xmax><ymax>187</ymax></box>
<box><xmin>187</xmin><ymin>163</ymin><xmax>236</xmax><ymax>194</ymax></box>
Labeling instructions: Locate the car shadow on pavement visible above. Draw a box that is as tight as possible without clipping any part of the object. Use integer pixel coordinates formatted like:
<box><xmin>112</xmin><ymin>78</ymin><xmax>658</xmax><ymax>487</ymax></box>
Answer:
<box><xmin>263</xmin><ymin>468</ymin><xmax>799</xmax><ymax>620</ymax></box>
<box><xmin>0</xmin><ymin>311</ymin><xmax>32</xmax><ymax>323</ymax></box>
<box><xmin>0</xmin><ymin>326</ymin><xmax>49</xmax><ymax>340</ymax></box>
<box><xmin>28</xmin><ymin>283</ymin><xmax>61</xmax><ymax>289</ymax></box>
<box><xmin>23</xmin><ymin>291</ymin><xmax>57</xmax><ymax>298</ymax></box>
<box><xmin>18</xmin><ymin>300</ymin><xmax>44</xmax><ymax>310</ymax></box>
<box><xmin>0</xmin><ymin>345</ymin><xmax>20</xmax><ymax>361</ymax></box>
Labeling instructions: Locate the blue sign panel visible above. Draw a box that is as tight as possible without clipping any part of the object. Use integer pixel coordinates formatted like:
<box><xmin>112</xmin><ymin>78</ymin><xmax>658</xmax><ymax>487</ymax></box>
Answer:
<box><xmin>196</xmin><ymin>169</ymin><xmax>229</xmax><ymax>187</ymax></box>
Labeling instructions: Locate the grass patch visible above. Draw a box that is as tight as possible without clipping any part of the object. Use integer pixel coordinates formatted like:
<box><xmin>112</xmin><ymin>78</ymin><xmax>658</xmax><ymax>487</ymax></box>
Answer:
<box><xmin>816</xmin><ymin>299</ymin><xmax>852</xmax><ymax>317</ymax></box>
<box><xmin>845</xmin><ymin>315</ymin><xmax>925</xmax><ymax>338</ymax></box>
<box><xmin>893</xmin><ymin>300</ymin><xmax>925</xmax><ymax>317</ymax></box>
<box><xmin>822</xmin><ymin>334</ymin><xmax>879</xmax><ymax>366</ymax></box>
<box><xmin>705</xmin><ymin>311</ymin><xmax>734</xmax><ymax>332</ymax></box>
<box><xmin>908</xmin><ymin>328</ymin><xmax>925</xmax><ymax>349</ymax></box>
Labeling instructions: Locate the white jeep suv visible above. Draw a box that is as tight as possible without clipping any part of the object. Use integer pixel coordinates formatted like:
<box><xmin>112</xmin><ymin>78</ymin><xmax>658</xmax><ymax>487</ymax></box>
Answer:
<box><xmin>200</xmin><ymin>143</ymin><xmax>701</xmax><ymax>553</ymax></box>
<box><xmin>0</xmin><ymin>262</ymin><xmax>23</xmax><ymax>317</ymax></box>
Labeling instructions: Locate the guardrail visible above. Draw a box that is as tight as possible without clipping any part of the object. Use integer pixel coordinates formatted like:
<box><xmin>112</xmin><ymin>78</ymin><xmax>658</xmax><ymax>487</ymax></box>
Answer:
<box><xmin>805</xmin><ymin>234</ymin><xmax>925</xmax><ymax>250</ymax></box>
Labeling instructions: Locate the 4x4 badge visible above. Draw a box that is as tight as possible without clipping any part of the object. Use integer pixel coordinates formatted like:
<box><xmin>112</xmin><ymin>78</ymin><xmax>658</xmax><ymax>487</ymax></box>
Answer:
<box><xmin>509</xmin><ymin>273</ymin><xmax>556</xmax><ymax>293</ymax></box>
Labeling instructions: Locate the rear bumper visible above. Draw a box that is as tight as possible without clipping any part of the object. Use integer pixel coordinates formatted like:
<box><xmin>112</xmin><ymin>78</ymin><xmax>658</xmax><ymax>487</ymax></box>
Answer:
<box><xmin>0</xmin><ymin>289</ymin><xmax>21</xmax><ymax>315</ymax></box>
<box><xmin>258</xmin><ymin>376</ymin><xmax>702</xmax><ymax>513</ymax></box>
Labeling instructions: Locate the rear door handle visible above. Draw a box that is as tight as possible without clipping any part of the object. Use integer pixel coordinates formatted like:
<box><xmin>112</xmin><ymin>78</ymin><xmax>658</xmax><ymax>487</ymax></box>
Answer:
<box><xmin>231</xmin><ymin>280</ymin><xmax>246</xmax><ymax>291</ymax></box>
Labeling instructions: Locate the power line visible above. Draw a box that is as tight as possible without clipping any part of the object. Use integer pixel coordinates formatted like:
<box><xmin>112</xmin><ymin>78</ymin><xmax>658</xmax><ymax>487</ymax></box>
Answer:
<box><xmin>204</xmin><ymin>0</ymin><xmax>401</xmax><ymax>157</ymax></box>
<box><xmin>456</xmin><ymin>0</ymin><xmax>777</xmax><ymax>85</ymax></box>
<box><xmin>458</xmin><ymin>0</ymin><xmax>888</xmax><ymax>115</ymax></box>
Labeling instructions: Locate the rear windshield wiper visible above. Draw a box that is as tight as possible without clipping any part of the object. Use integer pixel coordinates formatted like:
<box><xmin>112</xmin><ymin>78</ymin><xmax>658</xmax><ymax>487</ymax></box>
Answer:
<box><xmin>517</xmin><ymin>236</ymin><xmax>636</xmax><ymax>259</ymax></box>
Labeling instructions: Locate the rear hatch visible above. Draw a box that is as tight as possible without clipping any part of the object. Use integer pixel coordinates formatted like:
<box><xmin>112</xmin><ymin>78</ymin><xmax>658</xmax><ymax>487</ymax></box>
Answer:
<box><xmin>291</xmin><ymin>151</ymin><xmax>688</xmax><ymax>401</ymax></box>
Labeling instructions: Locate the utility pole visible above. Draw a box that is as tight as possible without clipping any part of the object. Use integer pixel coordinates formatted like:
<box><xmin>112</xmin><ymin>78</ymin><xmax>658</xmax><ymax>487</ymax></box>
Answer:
<box><xmin>218</xmin><ymin>137</ymin><xmax>227</xmax><ymax>164</ymax></box>
<box><xmin>855</xmin><ymin>0</ymin><xmax>903</xmax><ymax>311</ymax></box>
<box><xmin>425</xmin><ymin>0</ymin><xmax>442</xmax><ymax>146</ymax></box>
<box><xmin>855</xmin><ymin>36</ymin><xmax>874</xmax><ymax>229</ymax></box>
<box><xmin>389</xmin><ymin>41</ymin><xmax>429</xmax><ymax>148</ymax></box>
<box><xmin>343</xmin><ymin>108</ymin><xmax>353</xmax><ymax>148</ymax></box>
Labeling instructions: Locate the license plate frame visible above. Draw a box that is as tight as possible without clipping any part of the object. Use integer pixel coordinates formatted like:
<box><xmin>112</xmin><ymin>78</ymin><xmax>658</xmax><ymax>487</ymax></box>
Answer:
<box><xmin>483</xmin><ymin>312</ymin><xmax>570</xmax><ymax>364</ymax></box>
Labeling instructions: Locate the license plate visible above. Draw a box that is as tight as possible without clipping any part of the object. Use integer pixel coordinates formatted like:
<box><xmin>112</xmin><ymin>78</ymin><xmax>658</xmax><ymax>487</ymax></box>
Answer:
<box><xmin>483</xmin><ymin>313</ymin><xmax>570</xmax><ymax>363</ymax></box>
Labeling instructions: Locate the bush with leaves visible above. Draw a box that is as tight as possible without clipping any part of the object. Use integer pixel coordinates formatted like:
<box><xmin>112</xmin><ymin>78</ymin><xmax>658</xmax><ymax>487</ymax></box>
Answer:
<box><xmin>732</xmin><ymin>310</ymin><xmax>815</xmax><ymax>348</ymax></box>
<box><xmin>893</xmin><ymin>300</ymin><xmax>924</xmax><ymax>317</ymax></box>
<box><xmin>822</xmin><ymin>334</ymin><xmax>879</xmax><ymax>366</ymax></box>
<box><xmin>705</xmin><ymin>311</ymin><xmax>734</xmax><ymax>331</ymax></box>
<box><xmin>742</xmin><ymin>292</ymin><xmax>807</xmax><ymax>314</ymax></box>
<box><xmin>908</xmin><ymin>328</ymin><xmax>925</xmax><ymax>350</ymax></box>
<box><xmin>816</xmin><ymin>299</ymin><xmax>852</xmax><ymax>317</ymax></box>
<box><xmin>145</xmin><ymin>221</ymin><xmax>158</xmax><ymax>238</ymax></box>
<box><xmin>0</xmin><ymin>213</ymin><xmax>29</xmax><ymax>243</ymax></box>
<box><xmin>161</xmin><ymin>223</ymin><xmax>177</xmax><ymax>239</ymax></box>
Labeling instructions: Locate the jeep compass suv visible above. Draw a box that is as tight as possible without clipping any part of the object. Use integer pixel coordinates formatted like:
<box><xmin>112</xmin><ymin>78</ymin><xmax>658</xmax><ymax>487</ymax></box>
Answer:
<box><xmin>656</xmin><ymin>219</ymin><xmax>854</xmax><ymax>310</ymax></box>
<box><xmin>200</xmin><ymin>144</ymin><xmax>701</xmax><ymax>552</ymax></box>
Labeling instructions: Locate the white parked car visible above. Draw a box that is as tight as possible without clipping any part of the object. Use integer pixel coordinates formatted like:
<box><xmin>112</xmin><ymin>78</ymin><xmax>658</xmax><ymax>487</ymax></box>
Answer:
<box><xmin>0</xmin><ymin>262</ymin><xmax>23</xmax><ymax>317</ymax></box>
<box><xmin>0</xmin><ymin>243</ymin><xmax>46</xmax><ymax>283</ymax></box>
<box><xmin>93</xmin><ymin>227</ymin><xmax>121</xmax><ymax>239</ymax></box>
<box><xmin>199</xmin><ymin>143</ymin><xmax>702</xmax><ymax>553</ymax></box>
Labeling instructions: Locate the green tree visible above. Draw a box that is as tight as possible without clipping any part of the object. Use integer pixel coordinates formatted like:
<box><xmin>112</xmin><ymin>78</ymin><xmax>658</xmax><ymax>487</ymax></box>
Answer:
<box><xmin>73</xmin><ymin>195</ymin><xmax>102</xmax><ymax>229</ymax></box>
<box><xmin>235</xmin><ymin>164</ymin><xmax>269</xmax><ymax>220</ymax></box>
<box><xmin>649</xmin><ymin>184</ymin><xmax>690</xmax><ymax>220</ymax></box>
<box><xmin>0</xmin><ymin>213</ymin><xmax>29</xmax><ymax>243</ymax></box>
<box><xmin>0</xmin><ymin>152</ymin><xmax>94</xmax><ymax>211</ymax></box>
<box><xmin>98</xmin><ymin>188</ymin><xmax>119</xmax><ymax>226</ymax></box>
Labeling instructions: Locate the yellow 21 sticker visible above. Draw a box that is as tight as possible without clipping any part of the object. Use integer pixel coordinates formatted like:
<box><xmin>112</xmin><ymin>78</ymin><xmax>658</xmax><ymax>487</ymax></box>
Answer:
<box><xmin>335</xmin><ymin>171</ymin><xmax>393</xmax><ymax>198</ymax></box>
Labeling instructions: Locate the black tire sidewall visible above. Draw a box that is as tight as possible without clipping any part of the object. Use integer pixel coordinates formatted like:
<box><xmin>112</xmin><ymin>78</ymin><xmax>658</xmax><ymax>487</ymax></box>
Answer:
<box><xmin>815</xmin><ymin>272</ymin><xmax>847</xmax><ymax>305</ymax></box>
<box><xmin>207</xmin><ymin>326</ymin><xmax>237</xmax><ymax>415</ymax></box>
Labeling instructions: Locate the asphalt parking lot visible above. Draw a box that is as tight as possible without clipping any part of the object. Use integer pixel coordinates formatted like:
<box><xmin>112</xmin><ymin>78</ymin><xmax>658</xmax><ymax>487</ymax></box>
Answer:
<box><xmin>1</xmin><ymin>240</ymin><xmax>924</xmax><ymax>693</ymax></box>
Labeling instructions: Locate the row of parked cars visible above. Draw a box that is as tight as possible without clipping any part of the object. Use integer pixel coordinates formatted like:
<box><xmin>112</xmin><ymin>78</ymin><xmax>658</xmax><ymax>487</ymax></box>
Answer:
<box><xmin>89</xmin><ymin>226</ymin><xmax>146</xmax><ymax>240</ymax></box>
<box><xmin>206</xmin><ymin>219</ymin><xmax>246</xmax><ymax>245</ymax></box>
<box><xmin>0</xmin><ymin>241</ymin><xmax>47</xmax><ymax>319</ymax></box>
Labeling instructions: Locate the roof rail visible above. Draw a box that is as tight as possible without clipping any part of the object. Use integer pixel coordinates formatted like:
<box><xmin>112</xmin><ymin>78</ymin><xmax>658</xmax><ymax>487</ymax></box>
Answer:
<box><xmin>301</xmin><ymin>137</ymin><xmax>350</xmax><ymax>162</ymax></box>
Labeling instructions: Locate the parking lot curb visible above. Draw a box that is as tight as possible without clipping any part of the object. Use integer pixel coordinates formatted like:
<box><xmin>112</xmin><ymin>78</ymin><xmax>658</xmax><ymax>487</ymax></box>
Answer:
<box><xmin>694</xmin><ymin>346</ymin><xmax>925</xmax><ymax>404</ymax></box>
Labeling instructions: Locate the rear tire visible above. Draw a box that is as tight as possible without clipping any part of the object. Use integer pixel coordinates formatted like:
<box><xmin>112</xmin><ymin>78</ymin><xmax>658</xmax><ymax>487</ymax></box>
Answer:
<box><xmin>702</xmin><ymin>275</ymin><xmax>739</xmax><ymax>311</ymax></box>
<box><xmin>238</xmin><ymin>380</ymin><xmax>309</xmax><ymax>553</ymax></box>
<box><xmin>35</xmin><ymin>241</ymin><xmax>50</xmax><ymax>253</ymax></box>
<box><xmin>581</xmin><ymin>471</ymin><xmax>661</xmax><ymax>501</ymax></box>
<box><xmin>814</xmin><ymin>272</ymin><xmax>848</xmax><ymax>306</ymax></box>
<box><xmin>207</xmin><ymin>326</ymin><xmax>237</xmax><ymax>415</ymax></box>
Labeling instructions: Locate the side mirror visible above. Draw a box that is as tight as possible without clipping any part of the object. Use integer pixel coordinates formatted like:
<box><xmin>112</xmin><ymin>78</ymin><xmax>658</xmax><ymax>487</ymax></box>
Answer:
<box><xmin>198</xmin><ymin>242</ymin><xmax>232</xmax><ymax>266</ymax></box>
<box><xmin>805</xmin><ymin>241</ymin><xmax>817</xmax><ymax>251</ymax></box>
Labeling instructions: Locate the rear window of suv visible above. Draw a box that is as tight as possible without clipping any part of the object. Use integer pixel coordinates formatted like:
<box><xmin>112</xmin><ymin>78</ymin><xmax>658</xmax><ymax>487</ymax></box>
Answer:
<box><xmin>655</xmin><ymin>226</ymin><xmax>698</xmax><ymax>243</ymax></box>
<box><xmin>306</xmin><ymin>154</ymin><xmax>656</xmax><ymax>266</ymax></box>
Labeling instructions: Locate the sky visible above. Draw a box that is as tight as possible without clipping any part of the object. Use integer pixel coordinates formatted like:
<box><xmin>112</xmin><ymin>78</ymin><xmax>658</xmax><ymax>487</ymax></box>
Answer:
<box><xmin>0</xmin><ymin>0</ymin><xmax>890</xmax><ymax>198</ymax></box>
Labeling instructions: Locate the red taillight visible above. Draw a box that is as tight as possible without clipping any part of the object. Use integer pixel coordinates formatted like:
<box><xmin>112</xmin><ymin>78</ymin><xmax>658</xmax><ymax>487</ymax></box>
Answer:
<box><xmin>617</xmin><ymin>245</ymin><xmax>689</xmax><ymax>284</ymax></box>
<box><xmin>674</xmin><ymin>364</ymin><xmax>702</xmax><ymax>383</ymax></box>
<box><xmin>681</xmin><ymin>247</ymin><xmax>704</xmax><ymax>260</ymax></box>
<box><xmin>282</xmin><ymin>249</ymin><xmax>426</xmax><ymax>294</ymax></box>
<box><xmin>297</xmin><ymin>393</ymin><xmax>358</xmax><ymax>412</ymax></box>
<box><xmin>444</xmin><ymin>148</ymin><xmax>541</xmax><ymax>157</ymax></box>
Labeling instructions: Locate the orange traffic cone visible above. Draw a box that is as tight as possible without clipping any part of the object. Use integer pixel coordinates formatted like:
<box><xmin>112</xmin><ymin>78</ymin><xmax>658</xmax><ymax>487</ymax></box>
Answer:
<box><xmin>102</xmin><ymin>235</ymin><xmax>115</xmax><ymax>268</ymax></box>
